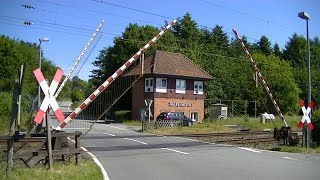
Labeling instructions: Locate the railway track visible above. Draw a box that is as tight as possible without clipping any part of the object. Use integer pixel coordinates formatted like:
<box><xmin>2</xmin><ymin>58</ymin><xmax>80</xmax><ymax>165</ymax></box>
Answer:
<box><xmin>175</xmin><ymin>131</ymin><xmax>277</xmax><ymax>145</ymax></box>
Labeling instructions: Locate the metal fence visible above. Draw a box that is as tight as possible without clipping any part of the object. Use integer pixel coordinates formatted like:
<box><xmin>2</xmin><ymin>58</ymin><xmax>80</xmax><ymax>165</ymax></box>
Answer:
<box><xmin>142</xmin><ymin>120</ymin><xmax>183</xmax><ymax>131</ymax></box>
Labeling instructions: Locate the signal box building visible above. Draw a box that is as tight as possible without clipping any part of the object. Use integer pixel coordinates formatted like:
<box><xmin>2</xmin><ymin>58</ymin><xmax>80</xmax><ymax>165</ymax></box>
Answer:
<box><xmin>126</xmin><ymin>51</ymin><xmax>213</xmax><ymax>122</ymax></box>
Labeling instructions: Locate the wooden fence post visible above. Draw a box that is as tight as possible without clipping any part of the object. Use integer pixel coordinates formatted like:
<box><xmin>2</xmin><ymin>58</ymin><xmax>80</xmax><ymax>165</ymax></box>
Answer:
<box><xmin>6</xmin><ymin>80</ymin><xmax>19</xmax><ymax>178</ymax></box>
<box><xmin>46</xmin><ymin>111</ymin><xmax>53</xmax><ymax>169</ymax></box>
<box><xmin>6</xmin><ymin>64</ymin><xmax>26</xmax><ymax>178</ymax></box>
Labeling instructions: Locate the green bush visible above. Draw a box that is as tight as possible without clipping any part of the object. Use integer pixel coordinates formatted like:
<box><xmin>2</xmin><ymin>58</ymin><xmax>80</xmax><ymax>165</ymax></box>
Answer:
<box><xmin>71</xmin><ymin>90</ymin><xmax>85</xmax><ymax>102</ymax></box>
<box><xmin>0</xmin><ymin>92</ymin><xmax>12</xmax><ymax>117</ymax></box>
<box><xmin>112</xmin><ymin>110</ymin><xmax>131</xmax><ymax>122</ymax></box>
<box><xmin>0</xmin><ymin>92</ymin><xmax>12</xmax><ymax>133</ymax></box>
<box><xmin>312</xmin><ymin>109</ymin><xmax>320</xmax><ymax>144</ymax></box>
<box><xmin>0</xmin><ymin>92</ymin><xmax>33</xmax><ymax>134</ymax></box>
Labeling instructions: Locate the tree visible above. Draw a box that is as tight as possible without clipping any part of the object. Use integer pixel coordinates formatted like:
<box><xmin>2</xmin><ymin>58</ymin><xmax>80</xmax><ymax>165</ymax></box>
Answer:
<box><xmin>252</xmin><ymin>35</ymin><xmax>272</xmax><ymax>56</ymax></box>
<box><xmin>253</xmin><ymin>53</ymin><xmax>300</xmax><ymax>114</ymax></box>
<box><xmin>72</xmin><ymin>76</ymin><xmax>89</xmax><ymax>91</ymax></box>
<box><xmin>210</xmin><ymin>25</ymin><xmax>229</xmax><ymax>52</ymax></box>
<box><xmin>282</xmin><ymin>33</ymin><xmax>307</xmax><ymax>67</ymax></box>
<box><xmin>90</xmin><ymin>23</ymin><xmax>177</xmax><ymax>87</ymax></box>
<box><xmin>173</xmin><ymin>13</ymin><xmax>201</xmax><ymax>48</ymax></box>
<box><xmin>229</xmin><ymin>36</ymin><xmax>252</xmax><ymax>57</ymax></box>
<box><xmin>71</xmin><ymin>89</ymin><xmax>85</xmax><ymax>102</ymax></box>
<box><xmin>273</xmin><ymin>43</ymin><xmax>282</xmax><ymax>57</ymax></box>
<box><xmin>0</xmin><ymin>35</ymin><xmax>57</xmax><ymax>96</ymax></box>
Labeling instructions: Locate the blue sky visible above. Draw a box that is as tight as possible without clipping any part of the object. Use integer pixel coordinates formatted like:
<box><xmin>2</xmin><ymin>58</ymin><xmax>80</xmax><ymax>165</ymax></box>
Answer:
<box><xmin>1</xmin><ymin>0</ymin><xmax>319</xmax><ymax>81</ymax></box>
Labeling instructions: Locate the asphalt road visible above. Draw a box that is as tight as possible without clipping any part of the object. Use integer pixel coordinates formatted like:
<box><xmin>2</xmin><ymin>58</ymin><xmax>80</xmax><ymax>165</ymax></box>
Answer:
<box><xmin>81</xmin><ymin>123</ymin><xmax>320</xmax><ymax>180</ymax></box>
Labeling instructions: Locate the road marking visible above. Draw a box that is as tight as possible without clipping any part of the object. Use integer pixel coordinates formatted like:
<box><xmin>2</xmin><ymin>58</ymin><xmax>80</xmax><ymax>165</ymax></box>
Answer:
<box><xmin>103</xmin><ymin>124</ymin><xmax>128</xmax><ymax>131</ymax></box>
<box><xmin>161</xmin><ymin>148</ymin><xmax>189</xmax><ymax>155</ymax></box>
<box><xmin>239</xmin><ymin>147</ymin><xmax>262</xmax><ymax>153</ymax></box>
<box><xmin>283</xmin><ymin>157</ymin><xmax>312</xmax><ymax>163</ymax></box>
<box><xmin>63</xmin><ymin>128</ymin><xmax>90</xmax><ymax>130</ymax></box>
<box><xmin>67</xmin><ymin>138</ymin><xmax>110</xmax><ymax>180</ymax></box>
<box><xmin>124</xmin><ymin>138</ymin><xmax>148</xmax><ymax>145</ymax></box>
<box><xmin>172</xmin><ymin>136</ymin><xmax>200</xmax><ymax>142</ymax></box>
<box><xmin>104</xmin><ymin>133</ymin><xmax>115</xmax><ymax>136</ymax></box>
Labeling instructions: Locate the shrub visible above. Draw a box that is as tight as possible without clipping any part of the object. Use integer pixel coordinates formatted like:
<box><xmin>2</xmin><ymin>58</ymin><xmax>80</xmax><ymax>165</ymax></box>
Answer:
<box><xmin>0</xmin><ymin>92</ymin><xmax>12</xmax><ymax>117</ymax></box>
<box><xmin>71</xmin><ymin>90</ymin><xmax>85</xmax><ymax>102</ymax></box>
<box><xmin>0</xmin><ymin>92</ymin><xmax>12</xmax><ymax>133</ymax></box>
<box><xmin>112</xmin><ymin>110</ymin><xmax>131</xmax><ymax>122</ymax></box>
<box><xmin>312</xmin><ymin>109</ymin><xmax>320</xmax><ymax>144</ymax></box>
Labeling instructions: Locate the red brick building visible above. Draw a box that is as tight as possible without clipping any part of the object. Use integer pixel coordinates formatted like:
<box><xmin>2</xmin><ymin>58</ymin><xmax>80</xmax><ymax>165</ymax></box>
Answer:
<box><xmin>127</xmin><ymin>51</ymin><xmax>212</xmax><ymax>122</ymax></box>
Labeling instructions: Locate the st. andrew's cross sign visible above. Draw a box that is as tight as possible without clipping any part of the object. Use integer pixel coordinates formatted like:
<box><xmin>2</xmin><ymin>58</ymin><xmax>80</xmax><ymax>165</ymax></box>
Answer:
<box><xmin>298</xmin><ymin>99</ymin><xmax>314</xmax><ymax>130</ymax></box>
<box><xmin>33</xmin><ymin>68</ymin><xmax>65</xmax><ymax>124</ymax></box>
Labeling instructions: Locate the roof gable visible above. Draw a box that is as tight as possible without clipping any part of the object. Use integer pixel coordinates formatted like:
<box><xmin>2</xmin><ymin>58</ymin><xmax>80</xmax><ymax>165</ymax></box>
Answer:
<box><xmin>126</xmin><ymin>50</ymin><xmax>213</xmax><ymax>80</ymax></box>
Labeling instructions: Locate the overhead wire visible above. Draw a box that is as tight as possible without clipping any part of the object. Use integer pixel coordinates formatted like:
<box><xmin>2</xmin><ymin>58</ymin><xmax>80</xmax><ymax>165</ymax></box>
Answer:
<box><xmin>0</xmin><ymin>16</ymin><xmax>269</xmax><ymax>65</ymax></box>
<box><xmin>74</xmin><ymin>33</ymin><xmax>103</xmax><ymax>77</ymax></box>
<box><xmin>10</xmin><ymin>0</ymin><xmax>288</xmax><ymax>48</ymax></box>
<box><xmin>1</xmin><ymin>14</ymin><xmax>284</xmax><ymax>52</ymax></box>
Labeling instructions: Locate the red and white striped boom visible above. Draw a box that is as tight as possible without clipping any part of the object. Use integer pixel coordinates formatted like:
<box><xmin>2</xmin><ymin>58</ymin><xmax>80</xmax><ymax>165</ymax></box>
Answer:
<box><xmin>232</xmin><ymin>28</ymin><xmax>288</xmax><ymax>127</ymax></box>
<box><xmin>54</xmin><ymin>20</ymin><xmax>104</xmax><ymax>98</ymax></box>
<box><xmin>56</xmin><ymin>19</ymin><xmax>177</xmax><ymax>130</ymax></box>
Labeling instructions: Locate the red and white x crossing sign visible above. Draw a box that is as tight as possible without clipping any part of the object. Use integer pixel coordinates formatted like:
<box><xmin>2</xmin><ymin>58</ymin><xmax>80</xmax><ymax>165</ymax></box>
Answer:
<box><xmin>298</xmin><ymin>99</ymin><xmax>314</xmax><ymax>130</ymax></box>
<box><xmin>33</xmin><ymin>68</ymin><xmax>65</xmax><ymax>124</ymax></box>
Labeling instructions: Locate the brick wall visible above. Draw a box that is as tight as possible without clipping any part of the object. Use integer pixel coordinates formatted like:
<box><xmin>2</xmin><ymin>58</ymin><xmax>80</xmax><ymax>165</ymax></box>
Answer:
<box><xmin>153</xmin><ymin>98</ymin><xmax>204</xmax><ymax>122</ymax></box>
<box><xmin>132</xmin><ymin>78</ymin><xmax>147</xmax><ymax>120</ymax></box>
<box><xmin>131</xmin><ymin>77</ymin><xmax>205</xmax><ymax>122</ymax></box>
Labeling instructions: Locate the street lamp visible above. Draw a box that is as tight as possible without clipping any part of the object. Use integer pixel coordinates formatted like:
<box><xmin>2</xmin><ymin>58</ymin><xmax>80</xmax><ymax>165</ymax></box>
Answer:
<box><xmin>38</xmin><ymin>38</ymin><xmax>49</xmax><ymax>110</ymax></box>
<box><xmin>298</xmin><ymin>12</ymin><xmax>311</xmax><ymax>148</ymax></box>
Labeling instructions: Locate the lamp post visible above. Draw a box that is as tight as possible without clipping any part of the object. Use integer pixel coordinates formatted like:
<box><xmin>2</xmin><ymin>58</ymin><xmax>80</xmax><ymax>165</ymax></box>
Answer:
<box><xmin>298</xmin><ymin>12</ymin><xmax>311</xmax><ymax>148</ymax></box>
<box><xmin>38</xmin><ymin>38</ymin><xmax>49</xmax><ymax>110</ymax></box>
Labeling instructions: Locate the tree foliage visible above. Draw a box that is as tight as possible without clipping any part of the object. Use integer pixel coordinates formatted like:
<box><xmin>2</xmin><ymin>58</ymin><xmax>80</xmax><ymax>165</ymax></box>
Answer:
<box><xmin>0</xmin><ymin>35</ymin><xmax>57</xmax><ymax>97</ymax></box>
<box><xmin>88</xmin><ymin>13</ymin><xmax>320</xmax><ymax>117</ymax></box>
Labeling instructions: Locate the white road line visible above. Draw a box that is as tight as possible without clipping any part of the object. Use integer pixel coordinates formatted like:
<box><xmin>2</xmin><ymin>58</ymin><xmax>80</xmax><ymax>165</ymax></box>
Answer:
<box><xmin>283</xmin><ymin>157</ymin><xmax>312</xmax><ymax>163</ymax></box>
<box><xmin>103</xmin><ymin>124</ymin><xmax>128</xmax><ymax>131</ymax></box>
<box><xmin>161</xmin><ymin>148</ymin><xmax>189</xmax><ymax>155</ymax></box>
<box><xmin>172</xmin><ymin>136</ymin><xmax>200</xmax><ymax>142</ymax></box>
<box><xmin>104</xmin><ymin>133</ymin><xmax>115</xmax><ymax>136</ymax></box>
<box><xmin>67</xmin><ymin>138</ymin><xmax>110</xmax><ymax>180</ymax></box>
<box><xmin>63</xmin><ymin>128</ymin><xmax>91</xmax><ymax>130</ymax></box>
<box><xmin>239</xmin><ymin>147</ymin><xmax>262</xmax><ymax>153</ymax></box>
<box><xmin>124</xmin><ymin>138</ymin><xmax>148</xmax><ymax>145</ymax></box>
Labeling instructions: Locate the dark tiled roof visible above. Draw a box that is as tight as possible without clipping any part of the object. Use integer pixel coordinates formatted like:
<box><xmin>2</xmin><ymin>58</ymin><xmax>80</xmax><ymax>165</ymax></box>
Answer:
<box><xmin>126</xmin><ymin>51</ymin><xmax>213</xmax><ymax>80</ymax></box>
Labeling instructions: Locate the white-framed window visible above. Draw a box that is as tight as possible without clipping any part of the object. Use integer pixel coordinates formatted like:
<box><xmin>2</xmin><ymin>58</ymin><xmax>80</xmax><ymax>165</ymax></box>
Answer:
<box><xmin>156</xmin><ymin>78</ymin><xmax>167</xmax><ymax>93</ymax></box>
<box><xmin>176</xmin><ymin>79</ymin><xmax>186</xmax><ymax>94</ymax></box>
<box><xmin>194</xmin><ymin>81</ymin><xmax>203</xmax><ymax>95</ymax></box>
<box><xmin>145</xmin><ymin>78</ymin><xmax>153</xmax><ymax>92</ymax></box>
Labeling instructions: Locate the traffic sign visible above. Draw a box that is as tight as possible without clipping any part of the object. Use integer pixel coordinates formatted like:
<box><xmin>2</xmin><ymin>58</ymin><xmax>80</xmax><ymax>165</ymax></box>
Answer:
<box><xmin>33</xmin><ymin>68</ymin><xmax>65</xmax><ymax>124</ymax></box>
<box><xmin>297</xmin><ymin>99</ymin><xmax>314</xmax><ymax>130</ymax></box>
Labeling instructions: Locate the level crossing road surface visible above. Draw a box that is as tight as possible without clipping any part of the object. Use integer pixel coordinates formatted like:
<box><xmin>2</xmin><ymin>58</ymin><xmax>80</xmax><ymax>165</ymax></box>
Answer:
<box><xmin>79</xmin><ymin>123</ymin><xmax>320</xmax><ymax>180</ymax></box>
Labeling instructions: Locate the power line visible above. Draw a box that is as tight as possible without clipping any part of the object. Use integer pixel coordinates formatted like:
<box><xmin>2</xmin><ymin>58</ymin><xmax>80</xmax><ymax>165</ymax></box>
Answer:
<box><xmin>90</xmin><ymin>0</ymin><xmax>172</xmax><ymax>19</ymax></box>
<box><xmin>75</xmin><ymin>34</ymin><xmax>103</xmax><ymax>77</ymax></box>
<box><xmin>22</xmin><ymin>0</ymin><xmax>280</xmax><ymax>43</ymax></box>
<box><xmin>8</xmin><ymin>0</ymin><xmax>288</xmax><ymax>50</ymax></box>
<box><xmin>1</xmin><ymin>15</ymin><xmax>286</xmax><ymax>53</ymax></box>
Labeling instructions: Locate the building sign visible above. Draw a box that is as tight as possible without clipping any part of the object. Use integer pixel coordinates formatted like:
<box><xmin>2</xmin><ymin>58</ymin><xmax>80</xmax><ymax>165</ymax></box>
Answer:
<box><xmin>168</xmin><ymin>102</ymin><xmax>192</xmax><ymax>107</ymax></box>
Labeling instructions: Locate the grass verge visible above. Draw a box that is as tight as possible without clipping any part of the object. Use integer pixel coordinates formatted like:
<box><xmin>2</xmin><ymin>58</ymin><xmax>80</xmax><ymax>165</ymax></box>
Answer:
<box><xmin>0</xmin><ymin>159</ymin><xmax>103</xmax><ymax>180</ymax></box>
<box><xmin>146</xmin><ymin>116</ymin><xmax>300</xmax><ymax>135</ymax></box>
<box><xmin>122</xmin><ymin>120</ymin><xmax>142</xmax><ymax>126</ymax></box>
<box><xmin>268</xmin><ymin>146</ymin><xmax>320</xmax><ymax>153</ymax></box>
<box><xmin>147</xmin><ymin>121</ymin><xmax>233</xmax><ymax>135</ymax></box>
